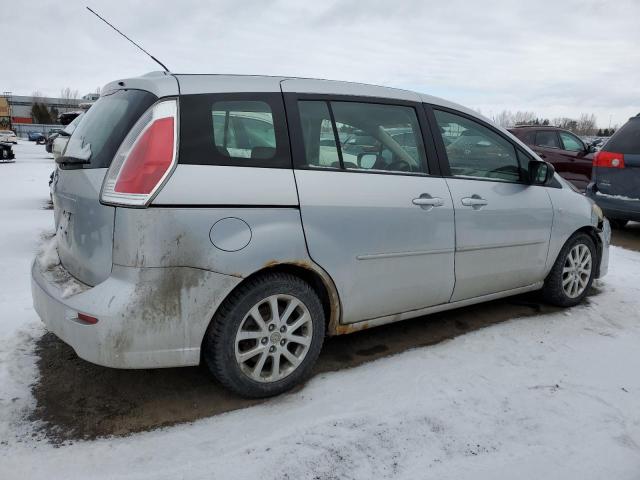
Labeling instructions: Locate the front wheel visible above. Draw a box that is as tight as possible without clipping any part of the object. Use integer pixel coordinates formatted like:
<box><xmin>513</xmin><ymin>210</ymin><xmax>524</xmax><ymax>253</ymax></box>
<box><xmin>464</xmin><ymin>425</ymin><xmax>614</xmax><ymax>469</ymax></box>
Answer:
<box><xmin>542</xmin><ymin>233</ymin><xmax>596</xmax><ymax>307</ymax></box>
<box><xmin>203</xmin><ymin>272</ymin><xmax>325</xmax><ymax>398</ymax></box>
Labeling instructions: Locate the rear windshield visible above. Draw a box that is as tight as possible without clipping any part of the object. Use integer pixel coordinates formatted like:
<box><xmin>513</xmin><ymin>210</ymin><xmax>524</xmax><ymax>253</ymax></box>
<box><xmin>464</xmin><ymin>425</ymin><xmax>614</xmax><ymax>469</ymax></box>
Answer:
<box><xmin>60</xmin><ymin>89</ymin><xmax>156</xmax><ymax>169</ymax></box>
<box><xmin>605</xmin><ymin>118</ymin><xmax>640</xmax><ymax>154</ymax></box>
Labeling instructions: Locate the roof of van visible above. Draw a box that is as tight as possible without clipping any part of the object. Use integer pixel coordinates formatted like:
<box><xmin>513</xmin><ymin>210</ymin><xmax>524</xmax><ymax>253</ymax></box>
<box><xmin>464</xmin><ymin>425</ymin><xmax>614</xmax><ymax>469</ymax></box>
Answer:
<box><xmin>102</xmin><ymin>71</ymin><xmax>489</xmax><ymax>124</ymax></box>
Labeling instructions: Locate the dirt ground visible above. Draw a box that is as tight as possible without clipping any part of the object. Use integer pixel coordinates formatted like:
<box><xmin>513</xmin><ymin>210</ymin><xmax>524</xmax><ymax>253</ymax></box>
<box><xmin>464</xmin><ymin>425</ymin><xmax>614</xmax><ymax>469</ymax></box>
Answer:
<box><xmin>29</xmin><ymin>224</ymin><xmax>640</xmax><ymax>443</ymax></box>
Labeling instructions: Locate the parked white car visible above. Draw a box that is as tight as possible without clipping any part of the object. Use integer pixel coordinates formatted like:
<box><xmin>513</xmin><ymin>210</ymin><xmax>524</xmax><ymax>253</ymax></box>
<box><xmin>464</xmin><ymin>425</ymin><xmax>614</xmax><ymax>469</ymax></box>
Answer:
<box><xmin>0</xmin><ymin>130</ymin><xmax>18</xmax><ymax>144</ymax></box>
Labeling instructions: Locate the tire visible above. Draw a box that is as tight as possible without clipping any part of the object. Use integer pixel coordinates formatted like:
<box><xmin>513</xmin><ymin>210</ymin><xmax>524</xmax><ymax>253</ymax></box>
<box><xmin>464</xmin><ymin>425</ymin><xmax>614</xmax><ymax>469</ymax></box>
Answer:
<box><xmin>1</xmin><ymin>149</ymin><xmax>7</xmax><ymax>160</ymax></box>
<box><xmin>203</xmin><ymin>272</ymin><xmax>325</xmax><ymax>398</ymax></box>
<box><xmin>542</xmin><ymin>233</ymin><xmax>597</xmax><ymax>307</ymax></box>
<box><xmin>609</xmin><ymin>219</ymin><xmax>628</xmax><ymax>229</ymax></box>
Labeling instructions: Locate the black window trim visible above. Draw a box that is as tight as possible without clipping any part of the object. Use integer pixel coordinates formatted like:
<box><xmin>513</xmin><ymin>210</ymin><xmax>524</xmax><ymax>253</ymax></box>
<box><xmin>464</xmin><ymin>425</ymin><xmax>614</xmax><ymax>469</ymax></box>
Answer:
<box><xmin>425</xmin><ymin>103</ymin><xmax>529</xmax><ymax>185</ymax></box>
<box><xmin>178</xmin><ymin>92</ymin><xmax>292</xmax><ymax>169</ymax></box>
<box><xmin>325</xmin><ymin>100</ymin><xmax>345</xmax><ymax>170</ymax></box>
<box><xmin>283</xmin><ymin>92</ymin><xmax>442</xmax><ymax>177</ymax></box>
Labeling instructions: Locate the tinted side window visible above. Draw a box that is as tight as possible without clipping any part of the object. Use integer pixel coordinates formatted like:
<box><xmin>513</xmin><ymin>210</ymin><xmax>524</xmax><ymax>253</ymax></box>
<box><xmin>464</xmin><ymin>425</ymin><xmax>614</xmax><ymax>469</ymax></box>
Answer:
<box><xmin>559</xmin><ymin>131</ymin><xmax>584</xmax><ymax>152</ymax></box>
<box><xmin>606</xmin><ymin>119</ymin><xmax>640</xmax><ymax>154</ymax></box>
<box><xmin>434</xmin><ymin>109</ymin><xmax>522</xmax><ymax>182</ymax></box>
<box><xmin>297</xmin><ymin>100</ymin><xmax>427</xmax><ymax>174</ymax></box>
<box><xmin>535</xmin><ymin>131</ymin><xmax>561</xmax><ymax>149</ymax></box>
<box><xmin>332</xmin><ymin>102</ymin><xmax>426</xmax><ymax>173</ymax></box>
<box><xmin>522</xmin><ymin>131</ymin><xmax>535</xmax><ymax>144</ymax></box>
<box><xmin>179</xmin><ymin>93</ymin><xmax>290</xmax><ymax>168</ymax></box>
<box><xmin>212</xmin><ymin>101</ymin><xmax>276</xmax><ymax>159</ymax></box>
<box><xmin>298</xmin><ymin>101</ymin><xmax>340</xmax><ymax>168</ymax></box>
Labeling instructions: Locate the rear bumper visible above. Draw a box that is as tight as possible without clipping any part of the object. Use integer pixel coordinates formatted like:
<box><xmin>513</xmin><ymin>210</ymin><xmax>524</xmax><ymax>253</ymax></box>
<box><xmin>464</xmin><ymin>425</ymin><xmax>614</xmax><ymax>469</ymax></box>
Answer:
<box><xmin>31</xmin><ymin>259</ymin><xmax>241</xmax><ymax>369</ymax></box>
<box><xmin>587</xmin><ymin>189</ymin><xmax>640</xmax><ymax>222</ymax></box>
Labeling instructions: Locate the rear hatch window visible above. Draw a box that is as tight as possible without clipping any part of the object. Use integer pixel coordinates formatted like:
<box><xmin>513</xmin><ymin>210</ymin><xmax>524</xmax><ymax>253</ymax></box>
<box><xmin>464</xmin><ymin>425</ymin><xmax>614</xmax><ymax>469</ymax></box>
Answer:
<box><xmin>59</xmin><ymin>89</ymin><xmax>156</xmax><ymax>169</ymax></box>
<box><xmin>604</xmin><ymin>118</ymin><xmax>640</xmax><ymax>154</ymax></box>
<box><xmin>53</xmin><ymin>88</ymin><xmax>156</xmax><ymax>286</ymax></box>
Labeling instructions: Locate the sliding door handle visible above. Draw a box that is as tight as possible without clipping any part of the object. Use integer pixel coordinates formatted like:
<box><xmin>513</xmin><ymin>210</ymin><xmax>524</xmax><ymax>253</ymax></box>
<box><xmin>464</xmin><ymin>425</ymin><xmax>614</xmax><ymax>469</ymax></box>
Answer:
<box><xmin>413</xmin><ymin>197</ymin><xmax>444</xmax><ymax>206</ymax></box>
<box><xmin>412</xmin><ymin>194</ymin><xmax>444</xmax><ymax>210</ymax></box>
<box><xmin>461</xmin><ymin>196</ymin><xmax>488</xmax><ymax>209</ymax></box>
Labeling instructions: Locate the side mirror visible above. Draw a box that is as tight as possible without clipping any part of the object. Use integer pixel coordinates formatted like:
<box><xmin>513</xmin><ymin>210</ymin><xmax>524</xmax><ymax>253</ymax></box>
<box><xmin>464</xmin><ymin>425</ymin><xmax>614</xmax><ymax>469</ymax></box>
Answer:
<box><xmin>529</xmin><ymin>160</ymin><xmax>555</xmax><ymax>185</ymax></box>
<box><xmin>357</xmin><ymin>152</ymin><xmax>378</xmax><ymax>169</ymax></box>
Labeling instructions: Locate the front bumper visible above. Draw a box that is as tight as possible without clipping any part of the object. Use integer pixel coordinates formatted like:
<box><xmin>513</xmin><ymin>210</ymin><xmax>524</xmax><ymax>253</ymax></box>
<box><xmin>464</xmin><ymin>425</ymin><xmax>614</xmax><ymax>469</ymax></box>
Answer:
<box><xmin>31</xmin><ymin>259</ymin><xmax>241</xmax><ymax>369</ymax></box>
<box><xmin>596</xmin><ymin>218</ymin><xmax>611</xmax><ymax>278</ymax></box>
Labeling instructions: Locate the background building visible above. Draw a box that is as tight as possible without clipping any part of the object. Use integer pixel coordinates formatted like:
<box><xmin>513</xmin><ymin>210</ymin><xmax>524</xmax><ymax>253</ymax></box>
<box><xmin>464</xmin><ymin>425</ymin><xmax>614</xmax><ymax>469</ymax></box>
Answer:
<box><xmin>3</xmin><ymin>94</ymin><xmax>84</xmax><ymax>125</ymax></box>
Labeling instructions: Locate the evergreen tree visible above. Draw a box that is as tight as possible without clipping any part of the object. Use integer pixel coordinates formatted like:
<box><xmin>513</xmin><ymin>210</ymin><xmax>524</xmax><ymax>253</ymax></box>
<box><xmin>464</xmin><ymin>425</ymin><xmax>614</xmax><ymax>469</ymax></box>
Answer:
<box><xmin>31</xmin><ymin>103</ymin><xmax>53</xmax><ymax>124</ymax></box>
<box><xmin>49</xmin><ymin>106</ymin><xmax>59</xmax><ymax>123</ymax></box>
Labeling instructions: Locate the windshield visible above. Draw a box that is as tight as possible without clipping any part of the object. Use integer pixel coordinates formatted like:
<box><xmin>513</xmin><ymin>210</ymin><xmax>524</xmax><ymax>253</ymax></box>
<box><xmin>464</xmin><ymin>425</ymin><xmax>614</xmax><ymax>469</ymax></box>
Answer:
<box><xmin>60</xmin><ymin>89</ymin><xmax>156</xmax><ymax>168</ymax></box>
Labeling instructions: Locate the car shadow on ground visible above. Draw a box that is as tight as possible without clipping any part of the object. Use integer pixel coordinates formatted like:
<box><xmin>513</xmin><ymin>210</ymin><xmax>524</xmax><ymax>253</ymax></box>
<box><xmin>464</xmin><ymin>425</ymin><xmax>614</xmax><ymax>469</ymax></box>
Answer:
<box><xmin>30</xmin><ymin>291</ymin><xmax>577</xmax><ymax>444</ymax></box>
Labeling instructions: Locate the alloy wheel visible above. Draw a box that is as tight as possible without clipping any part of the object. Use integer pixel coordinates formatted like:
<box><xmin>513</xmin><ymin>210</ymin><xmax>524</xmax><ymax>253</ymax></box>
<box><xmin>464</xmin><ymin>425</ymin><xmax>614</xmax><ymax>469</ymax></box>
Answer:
<box><xmin>234</xmin><ymin>294</ymin><xmax>313</xmax><ymax>383</ymax></box>
<box><xmin>562</xmin><ymin>243</ymin><xmax>592</xmax><ymax>298</ymax></box>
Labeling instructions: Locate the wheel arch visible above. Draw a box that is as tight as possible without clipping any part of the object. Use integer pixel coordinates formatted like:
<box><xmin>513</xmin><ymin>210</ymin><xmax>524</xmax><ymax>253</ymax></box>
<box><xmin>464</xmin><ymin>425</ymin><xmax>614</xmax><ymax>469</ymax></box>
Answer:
<box><xmin>553</xmin><ymin>225</ymin><xmax>602</xmax><ymax>279</ymax></box>
<box><xmin>201</xmin><ymin>260</ymin><xmax>343</xmax><ymax>357</ymax></box>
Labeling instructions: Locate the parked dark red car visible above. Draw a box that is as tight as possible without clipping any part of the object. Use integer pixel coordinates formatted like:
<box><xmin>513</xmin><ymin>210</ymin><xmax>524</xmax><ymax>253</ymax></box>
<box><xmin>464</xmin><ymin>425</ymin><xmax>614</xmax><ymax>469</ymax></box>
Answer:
<box><xmin>508</xmin><ymin>126</ymin><xmax>596</xmax><ymax>191</ymax></box>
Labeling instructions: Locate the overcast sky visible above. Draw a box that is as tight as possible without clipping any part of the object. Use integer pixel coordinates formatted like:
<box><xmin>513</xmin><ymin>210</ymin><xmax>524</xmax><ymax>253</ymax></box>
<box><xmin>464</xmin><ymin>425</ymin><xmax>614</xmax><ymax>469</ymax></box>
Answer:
<box><xmin>5</xmin><ymin>0</ymin><xmax>639</xmax><ymax>127</ymax></box>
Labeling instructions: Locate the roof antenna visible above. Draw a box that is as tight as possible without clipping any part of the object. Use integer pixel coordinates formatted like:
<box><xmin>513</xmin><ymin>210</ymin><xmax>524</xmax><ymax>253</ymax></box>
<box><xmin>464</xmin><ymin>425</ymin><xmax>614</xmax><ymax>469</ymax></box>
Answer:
<box><xmin>86</xmin><ymin>6</ymin><xmax>170</xmax><ymax>72</ymax></box>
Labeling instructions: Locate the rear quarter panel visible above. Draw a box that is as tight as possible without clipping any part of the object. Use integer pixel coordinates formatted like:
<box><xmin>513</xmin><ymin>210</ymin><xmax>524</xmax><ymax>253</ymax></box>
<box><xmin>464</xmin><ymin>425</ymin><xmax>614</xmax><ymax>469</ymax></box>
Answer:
<box><xmin>116</xmin><ymin>164</ymin><xmax>312</xmax><ymax>278</ymax></box>
<box><xmin>113</xmin><ymin>206</ymin><xmax>310</xmax><ymax>277</ymax></box>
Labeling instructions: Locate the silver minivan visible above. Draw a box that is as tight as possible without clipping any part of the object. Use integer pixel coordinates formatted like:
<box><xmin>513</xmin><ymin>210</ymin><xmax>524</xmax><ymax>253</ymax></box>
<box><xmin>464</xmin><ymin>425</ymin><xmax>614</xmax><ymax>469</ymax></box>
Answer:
<box><xmin>32</xmin><ymin>72</ymin><xmax>610</xmax><ymax>397</ymax></box>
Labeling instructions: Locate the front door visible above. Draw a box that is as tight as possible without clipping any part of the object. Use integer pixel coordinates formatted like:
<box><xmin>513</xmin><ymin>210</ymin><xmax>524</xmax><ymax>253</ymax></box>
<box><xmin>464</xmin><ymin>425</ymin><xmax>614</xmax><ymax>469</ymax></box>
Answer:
<box><xmin>430</xmin><ymin>107</ymin><xmax>554</xmax><ymax>301</ymax></box>
<box><xmin>557</xmin><ymin>130</ymin><xmax>593</xmax><ymax>191</ymax></box>
<box><xmin>284</xmin><ymin>94</ymin><xmax>456</xmax><ymax>323</ymax></box>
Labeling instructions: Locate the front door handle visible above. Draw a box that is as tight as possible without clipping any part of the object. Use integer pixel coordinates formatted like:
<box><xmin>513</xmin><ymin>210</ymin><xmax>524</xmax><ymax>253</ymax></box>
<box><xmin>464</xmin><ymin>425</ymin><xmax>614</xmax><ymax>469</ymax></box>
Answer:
<box><xmin>461</xmin><ymin>195</ymin><xmax>488</xmax><ymax>209</ymax></box>
<box><xmin>412</xmin><ymin>194</ymin><xmax>444</xmax><ymax>210</ymax></box>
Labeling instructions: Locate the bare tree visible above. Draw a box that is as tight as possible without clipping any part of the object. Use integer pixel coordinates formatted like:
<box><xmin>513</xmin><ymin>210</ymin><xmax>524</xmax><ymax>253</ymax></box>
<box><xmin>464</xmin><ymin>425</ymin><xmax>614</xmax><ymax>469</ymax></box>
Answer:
<box><xmin>576</xmin><ymin>113</ymin><xmax>597</xmax><ymax>136</ymax></box>
<box><xmin>60</xmin><ymin>87</ymin><xmax>79</xmax><ymax>100</ymax></box>
<box><xmin>552</xmin><ymin>117</ymin><xmax>578</xmax><ymax>132</ymax></box>
<box><xmin>513</xmin><ymin>111</ymin><xmax>537</xmax><ymax>126</ymax></box>
<box><xmin>492</xmin><ymin>110</ymin><xmax>515</xmax><ymax>128</ymax></box>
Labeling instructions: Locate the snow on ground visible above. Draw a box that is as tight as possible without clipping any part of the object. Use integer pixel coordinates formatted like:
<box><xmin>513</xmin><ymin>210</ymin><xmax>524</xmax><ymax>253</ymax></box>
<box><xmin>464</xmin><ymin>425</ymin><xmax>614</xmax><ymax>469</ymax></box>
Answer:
<box><xmin>1</xmin><ymin>141</ymin><xmax>640</xmax><ymax>479</ymax></box>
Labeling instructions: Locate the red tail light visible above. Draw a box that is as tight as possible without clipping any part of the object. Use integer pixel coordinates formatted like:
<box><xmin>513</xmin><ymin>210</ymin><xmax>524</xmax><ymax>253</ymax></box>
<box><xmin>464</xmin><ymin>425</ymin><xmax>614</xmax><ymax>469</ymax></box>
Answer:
<box><xmin>102</xmin><ymin>99</ymin><xmax>178</xmax><ymax>206</ymax></box>
<box><xmin>114</xmin><ymin>117</ymin><xmax>174</xmax><ymax>194</ymax></box>
<box><xmin>593</xmin><ymin>150</ymin><xmax>625</xmax><ymax>168</ymax></box>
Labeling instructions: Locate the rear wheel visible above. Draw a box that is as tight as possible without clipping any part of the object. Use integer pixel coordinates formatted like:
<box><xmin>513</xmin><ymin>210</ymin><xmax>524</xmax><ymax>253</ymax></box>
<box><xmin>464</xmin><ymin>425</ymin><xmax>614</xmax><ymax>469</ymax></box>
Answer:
<box><xmin>609</xmin><ymin>219</ymin><xmax>628</xmax><ymax>229</ymax></box>
<box><xmin>203</xmin><ymin>272</ymin><xmax>325</xmax><ymax>398</ymax></box>
<box><xmin>542</xmin><ymin>233</ymin><xmax>596</xmax><ymax>307</ymax></box>
<box><xmin>1</xmin><ymin>148</ymin><xmax>8</xmax><ymax>160</ymax></box>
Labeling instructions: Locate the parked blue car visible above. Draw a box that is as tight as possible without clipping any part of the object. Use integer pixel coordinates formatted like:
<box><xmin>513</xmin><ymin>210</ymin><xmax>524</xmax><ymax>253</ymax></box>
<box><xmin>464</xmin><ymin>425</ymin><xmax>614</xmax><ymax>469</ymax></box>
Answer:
<box><xmin>27</xmin><ymin>131</ymin><xmax>45</xmax><ymax>142</ymax></box>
